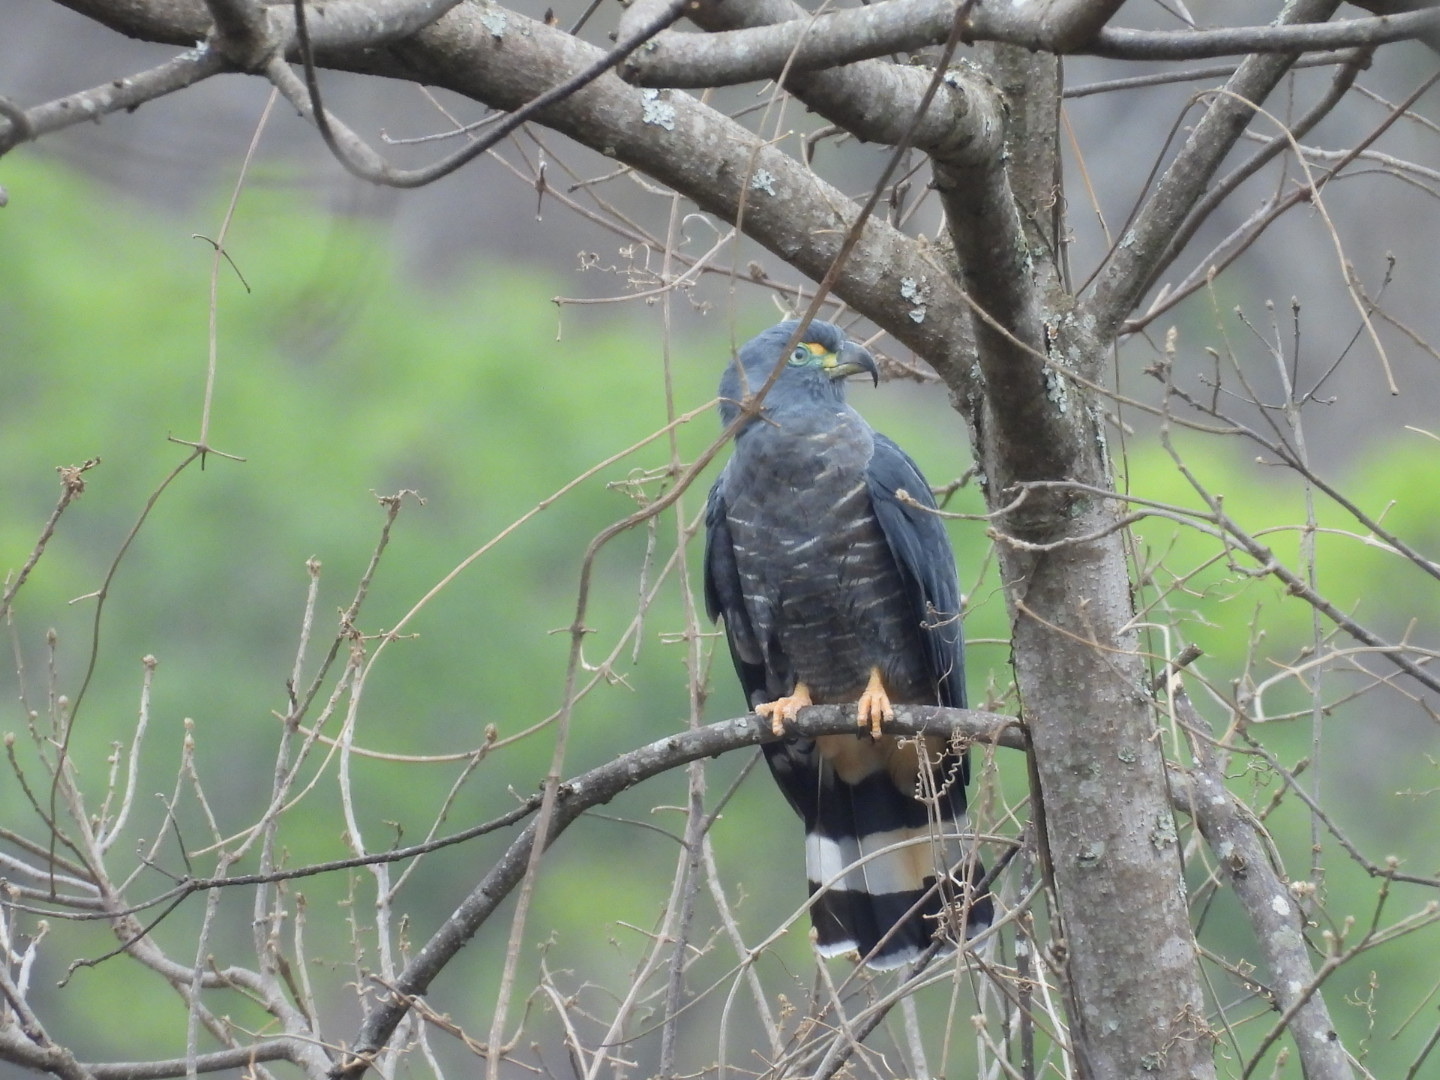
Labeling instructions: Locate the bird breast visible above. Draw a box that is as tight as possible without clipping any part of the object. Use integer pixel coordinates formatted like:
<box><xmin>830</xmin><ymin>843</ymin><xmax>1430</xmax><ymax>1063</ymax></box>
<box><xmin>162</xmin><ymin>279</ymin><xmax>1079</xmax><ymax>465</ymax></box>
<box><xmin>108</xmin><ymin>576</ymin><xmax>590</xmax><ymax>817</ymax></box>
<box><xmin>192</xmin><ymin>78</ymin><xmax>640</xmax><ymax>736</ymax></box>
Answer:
<box><xmin>722</xmin><ymin>410</ymin><xmax>927</xmax><ymax>703</ymax></box>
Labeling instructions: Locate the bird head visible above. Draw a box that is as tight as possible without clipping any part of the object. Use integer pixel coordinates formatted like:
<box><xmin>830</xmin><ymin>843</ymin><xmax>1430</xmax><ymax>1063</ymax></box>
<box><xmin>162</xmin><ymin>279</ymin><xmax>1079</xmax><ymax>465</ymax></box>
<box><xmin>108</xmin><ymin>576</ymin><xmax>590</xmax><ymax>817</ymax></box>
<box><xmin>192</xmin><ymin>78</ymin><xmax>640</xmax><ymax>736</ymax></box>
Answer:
<box><xmin>718</xmin><ymin>320</ymin><xmax>878</xmax><ymax>428</ymax></box>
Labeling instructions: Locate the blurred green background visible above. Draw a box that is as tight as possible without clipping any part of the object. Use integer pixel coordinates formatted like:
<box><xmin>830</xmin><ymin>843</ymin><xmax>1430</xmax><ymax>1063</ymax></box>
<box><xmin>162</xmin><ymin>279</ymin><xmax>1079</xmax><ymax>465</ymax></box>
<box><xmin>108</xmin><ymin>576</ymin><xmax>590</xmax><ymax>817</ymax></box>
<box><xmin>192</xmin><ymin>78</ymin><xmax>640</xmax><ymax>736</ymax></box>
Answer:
<box><xmin>2</xmin><ymin>153</ymin><xmax>1438</xmax><ymax>1077</ymax></box>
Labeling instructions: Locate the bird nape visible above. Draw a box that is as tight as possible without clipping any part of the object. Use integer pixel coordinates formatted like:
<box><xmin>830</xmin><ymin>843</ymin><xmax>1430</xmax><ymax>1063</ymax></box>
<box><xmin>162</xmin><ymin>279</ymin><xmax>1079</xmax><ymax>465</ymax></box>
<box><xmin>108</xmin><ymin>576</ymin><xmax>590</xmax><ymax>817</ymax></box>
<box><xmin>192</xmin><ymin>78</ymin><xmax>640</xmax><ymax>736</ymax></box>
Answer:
<box><xmin>703</xmin><ymin>319</ymin><xmax>992</xmax><ymax>970</ymax></box>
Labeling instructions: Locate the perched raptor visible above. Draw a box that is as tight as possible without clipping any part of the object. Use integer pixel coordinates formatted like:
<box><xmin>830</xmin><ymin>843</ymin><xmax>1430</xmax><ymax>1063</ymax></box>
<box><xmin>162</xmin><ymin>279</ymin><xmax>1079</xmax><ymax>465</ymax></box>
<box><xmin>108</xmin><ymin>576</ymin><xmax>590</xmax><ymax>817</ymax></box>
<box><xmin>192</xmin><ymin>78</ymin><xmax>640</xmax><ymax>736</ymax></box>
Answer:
<box><xmin>703</xmin><ymin>319</ymin><xmax>992</xmax><ymax>969</ymax></box>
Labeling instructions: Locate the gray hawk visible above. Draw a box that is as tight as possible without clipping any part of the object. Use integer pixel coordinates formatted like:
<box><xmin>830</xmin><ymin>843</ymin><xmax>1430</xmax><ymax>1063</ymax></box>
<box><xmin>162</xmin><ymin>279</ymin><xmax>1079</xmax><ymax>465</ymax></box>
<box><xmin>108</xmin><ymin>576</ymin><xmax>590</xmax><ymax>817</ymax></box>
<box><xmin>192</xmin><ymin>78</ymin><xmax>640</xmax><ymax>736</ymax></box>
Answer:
<box><xmin>703</xmin><ymin>319</ymin><xmax>992</xmax><ymax>969</ymax></box>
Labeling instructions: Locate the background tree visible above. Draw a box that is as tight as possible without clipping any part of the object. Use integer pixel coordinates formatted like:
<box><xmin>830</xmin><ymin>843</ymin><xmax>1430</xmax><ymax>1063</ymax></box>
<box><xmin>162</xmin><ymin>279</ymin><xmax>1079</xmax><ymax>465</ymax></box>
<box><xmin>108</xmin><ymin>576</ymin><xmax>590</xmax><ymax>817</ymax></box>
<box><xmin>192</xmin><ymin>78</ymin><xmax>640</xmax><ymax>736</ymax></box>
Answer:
<box><xmin>2</xmin><ymin>1</ymin><xmax>1439</xmax><ymax>1079</ymax></box>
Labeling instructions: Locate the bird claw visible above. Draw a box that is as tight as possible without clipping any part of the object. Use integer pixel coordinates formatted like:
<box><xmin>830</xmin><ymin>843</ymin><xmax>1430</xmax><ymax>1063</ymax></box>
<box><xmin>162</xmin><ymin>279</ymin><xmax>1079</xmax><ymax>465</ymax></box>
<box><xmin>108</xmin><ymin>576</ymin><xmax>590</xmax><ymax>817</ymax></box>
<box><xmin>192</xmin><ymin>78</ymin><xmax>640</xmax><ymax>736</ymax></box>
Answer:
<box><xmin>757</xmin><ymin>683</ymin><xmax>813</xmax><ymax>736</ymax></box>
<box><xmin>856</xmin><ymin>669</ymin><xmax>893</xmax><ymax>739</ymax></box>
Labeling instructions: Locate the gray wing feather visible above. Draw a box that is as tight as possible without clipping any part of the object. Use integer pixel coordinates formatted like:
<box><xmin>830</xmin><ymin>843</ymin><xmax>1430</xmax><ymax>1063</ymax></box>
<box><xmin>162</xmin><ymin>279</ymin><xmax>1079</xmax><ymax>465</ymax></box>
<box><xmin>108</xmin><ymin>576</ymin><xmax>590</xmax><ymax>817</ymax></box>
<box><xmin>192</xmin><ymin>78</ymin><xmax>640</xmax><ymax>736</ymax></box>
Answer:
<box><xmin>864</xmin><ymin>433</ymin><xmax>967</xmax><ymax>711</ymax></box>
<box><xmin>703</xmin><ymin>474</ymin><xmax>768</xmax><ymax>706</ymax></box>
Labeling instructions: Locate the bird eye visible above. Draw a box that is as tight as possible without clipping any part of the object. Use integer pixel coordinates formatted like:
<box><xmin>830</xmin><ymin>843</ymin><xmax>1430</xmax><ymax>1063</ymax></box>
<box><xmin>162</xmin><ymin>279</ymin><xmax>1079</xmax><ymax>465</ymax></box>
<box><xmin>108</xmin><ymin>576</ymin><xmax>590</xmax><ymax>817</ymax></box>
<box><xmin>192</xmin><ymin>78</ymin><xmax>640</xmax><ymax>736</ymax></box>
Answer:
<box><xmin>788</xmin><ymin>345</ymin><xmax>810</xmax><ymax>365</ymax></box>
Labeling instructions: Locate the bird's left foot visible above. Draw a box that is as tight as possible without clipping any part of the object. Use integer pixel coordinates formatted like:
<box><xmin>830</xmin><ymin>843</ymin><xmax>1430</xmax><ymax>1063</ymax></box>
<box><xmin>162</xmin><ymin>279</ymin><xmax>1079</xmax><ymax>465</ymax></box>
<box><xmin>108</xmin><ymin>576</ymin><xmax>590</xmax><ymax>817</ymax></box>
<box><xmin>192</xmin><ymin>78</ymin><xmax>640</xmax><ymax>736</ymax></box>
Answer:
<box><xmin>757</xmin><ymin>683</ymin><xmax>813</xmax><ymax>737</ymax></box>
<box><xmin>856</xmin><ymin>667</ymin><xmax>894</xmax><ymax>739</ymax></box>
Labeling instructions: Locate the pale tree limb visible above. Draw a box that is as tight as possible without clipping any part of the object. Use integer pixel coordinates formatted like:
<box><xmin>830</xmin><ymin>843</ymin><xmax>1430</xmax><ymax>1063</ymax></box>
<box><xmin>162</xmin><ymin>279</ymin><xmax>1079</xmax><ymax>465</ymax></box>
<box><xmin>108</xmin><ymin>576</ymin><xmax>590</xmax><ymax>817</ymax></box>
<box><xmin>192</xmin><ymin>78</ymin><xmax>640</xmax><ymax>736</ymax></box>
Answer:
<box><xmin>680</xmin><ymin>0</ymin><xmax>996</xmax><ymax>165</ymax></box>
<box><xmin>1173</xmin><ymin>688</ymin><xmax>1355</xmax><ymax>1080</ymax></box>
<box><xmin>0</xmin><ymin>1025</ymin><xmax>94</xmax><ymax>1080</ymax></box>
<box><xmin>270</xmin><ymin>0</ymin><xmax>696</xmax><ymax>188</ymax></box>
<box><xmin>981</xmin><ymin>0</ymin><xmax>1127</xmax><ymax>51</ymax></box>
<box><xmin>1090</xmin><ymin>8</ymin><xmax>1440</xmax><ymax>59</ymax></box>
<box><xmin>0</xmin><ymin>0</ymin><xmax>466</xmax><ymax>152</ymax></box>
<box><xmin>625</xmin><ymin>0</ymin><xmax>1108</xmax><ymax>89</ymax></box>
<box><xmin>48</xmin><ymin>0</ymin><xmax>463</xmax><ymax>52</ymax></box>
<box><xmin>83</xmin><ymin>1043</ymin><xmax>306</xmax><ymax>1080</ymax></box>
<box><xmin>628</xmin><ymin>0</ymin><xmax>959</xmax><ymax>88</ymax></box>
<box><xmin>629</xmin><ymin>0</ymin><xmax>1435</xmax><ymax>85</ymax></box>
<box><xmin>0</xmin><ymin>48</ymin><xmax>226</xmax><ymax>154</ymax></box>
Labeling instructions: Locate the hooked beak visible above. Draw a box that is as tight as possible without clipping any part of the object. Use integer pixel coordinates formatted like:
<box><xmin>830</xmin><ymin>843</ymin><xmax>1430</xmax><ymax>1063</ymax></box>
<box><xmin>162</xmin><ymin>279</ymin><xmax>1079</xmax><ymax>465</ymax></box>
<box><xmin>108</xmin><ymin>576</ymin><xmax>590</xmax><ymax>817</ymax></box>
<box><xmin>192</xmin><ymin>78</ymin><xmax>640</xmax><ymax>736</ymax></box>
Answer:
<box><xmin>823</xmin><ymin>340</ymin><xmax>879</xmax><ymax>386</ymax></box>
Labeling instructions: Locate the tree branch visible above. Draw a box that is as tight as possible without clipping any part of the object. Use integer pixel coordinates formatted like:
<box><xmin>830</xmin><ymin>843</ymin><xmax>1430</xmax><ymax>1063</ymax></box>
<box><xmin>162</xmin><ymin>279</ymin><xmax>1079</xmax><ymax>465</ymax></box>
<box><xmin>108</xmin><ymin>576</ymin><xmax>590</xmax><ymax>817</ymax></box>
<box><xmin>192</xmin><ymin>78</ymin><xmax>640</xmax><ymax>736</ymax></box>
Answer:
<box><xmin>0</xmin><ymin>47</ymin><xmax>226</xmax><ymax>155</ymax></box>
<box><xmin>270</xmin><ymin>0</ymin><xmax>693</xmax><ymax>187</ymax></box>
<box><xmin>626</xmin><ymin>0</ymin><xmax>975</xmax><ymax>89</ymax></box>
<box><xmin>1174</xmin><ymin>689</ymin><xmax>1356</xmax><ymax>1080</ymax></box>
<box><xmin>334</xmin><ymin>705</ymin><xmax>1025</xmax><ymax>1077</ymax></box>
<box><xmin>677</xmin><ymin>0</ymin><xmax>993</xmax><ymax>157</ymax></box>
<box><xmin>0</xmin><ymin>1026</ymin><xmax>95</xmax><ymax>1080</ymax></box>
<box><xmin>49</xmin><ymin>0</ymin><xmax>467</xmax><ymax>52</ymax></box>
<box><xmin>1090</xmin><ymin>8</ymin><xmax>1440</xmax><ymax>59</ymax></box>
<box><xmin>365</xmin><ymin>3</ymin><xmax>989</xmax><ymax>388</ymax></box>
<box><xmin>1</xmin><ymin>0</ymin><xmax>468</xmax><ymax>155</ymax></box>
<box><xmin>1128</xmin><ymin>47</ymin><xmax>1370</xmax><ymax>325</ymax></box>
<box><xmin>83</xmin><ymin>1043</ymin><xmax>306</xmax><ymax>1080</ymax></box>
<box><xmin>1084</xmin><ymin>0</ymin><xmax>1344</xmax><ymax>342</ymax></box>
<box><xmin>626</xmin><ymin>1</ymin><xmax>1430</xmax><ymax>88</ymax></box>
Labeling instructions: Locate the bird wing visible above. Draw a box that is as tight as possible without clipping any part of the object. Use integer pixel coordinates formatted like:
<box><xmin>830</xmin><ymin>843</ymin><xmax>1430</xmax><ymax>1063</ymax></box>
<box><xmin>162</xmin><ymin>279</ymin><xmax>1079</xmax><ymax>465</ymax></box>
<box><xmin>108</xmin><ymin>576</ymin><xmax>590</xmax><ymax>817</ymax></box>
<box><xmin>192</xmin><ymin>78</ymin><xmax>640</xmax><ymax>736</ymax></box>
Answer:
<box><xmin>702</xmin><ymin>471</ymin><xmax>768</xmax><ymax>708</ymax></box>
<box><xmin>864</xmin><ymin>432</ymin><xmax>967</xmax><ymax>711</ymax></box>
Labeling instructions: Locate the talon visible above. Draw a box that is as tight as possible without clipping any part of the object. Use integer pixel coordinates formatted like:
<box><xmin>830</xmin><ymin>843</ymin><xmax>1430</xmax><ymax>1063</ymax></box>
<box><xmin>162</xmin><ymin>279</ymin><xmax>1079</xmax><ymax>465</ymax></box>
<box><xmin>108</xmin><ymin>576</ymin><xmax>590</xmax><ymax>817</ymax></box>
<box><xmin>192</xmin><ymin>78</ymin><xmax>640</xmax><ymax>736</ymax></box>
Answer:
<box><xmin>856</xmin><ymin>667</ymin><xmax>893</xmax><ymax>739</ymax></box>
<box><xmin>757</xmin><ymin>683</ymin><xmax>813</xmax><ymax>736</ymax></box>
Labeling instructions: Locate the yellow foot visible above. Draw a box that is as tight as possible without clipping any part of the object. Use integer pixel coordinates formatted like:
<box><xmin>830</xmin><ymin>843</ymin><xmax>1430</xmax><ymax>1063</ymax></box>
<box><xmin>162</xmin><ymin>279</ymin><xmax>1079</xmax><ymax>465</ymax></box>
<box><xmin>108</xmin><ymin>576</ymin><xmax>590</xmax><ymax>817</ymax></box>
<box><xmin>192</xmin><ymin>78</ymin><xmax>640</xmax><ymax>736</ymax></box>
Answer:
<box><xmin>856</xmin><ymin>667</ymin><xmax>894</xmax><ymax>739</ymax></box>
<box><xmin>757</xmin><ymin>683</ymin><xmax>813</xmax><ymax>736</ymax></box>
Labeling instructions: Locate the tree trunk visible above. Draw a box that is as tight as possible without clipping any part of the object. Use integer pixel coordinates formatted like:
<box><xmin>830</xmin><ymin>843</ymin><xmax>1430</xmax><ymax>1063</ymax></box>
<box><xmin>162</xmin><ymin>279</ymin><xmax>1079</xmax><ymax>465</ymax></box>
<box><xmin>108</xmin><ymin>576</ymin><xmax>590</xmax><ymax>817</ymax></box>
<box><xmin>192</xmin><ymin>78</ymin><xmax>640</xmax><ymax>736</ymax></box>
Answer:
<box><xmin>938</xmin><ymin>44</ymin><xmax>1218</xmax><ymax>1080</ymax></box>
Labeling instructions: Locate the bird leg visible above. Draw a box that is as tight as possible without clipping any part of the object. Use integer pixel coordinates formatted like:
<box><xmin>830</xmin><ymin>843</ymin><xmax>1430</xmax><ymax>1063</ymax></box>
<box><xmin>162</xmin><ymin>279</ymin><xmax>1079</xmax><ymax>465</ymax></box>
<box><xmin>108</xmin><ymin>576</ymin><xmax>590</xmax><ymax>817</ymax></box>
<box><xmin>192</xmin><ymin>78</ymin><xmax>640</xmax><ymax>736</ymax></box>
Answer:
<box><xmin>756</xmin><ymin>682</ymin><xmax>813</xmax><ymax>736</ymax></box>
<box><xmin>856</xmin><ymin>667</ymin><xmax>894</xmax><ymax>739</ymax></box>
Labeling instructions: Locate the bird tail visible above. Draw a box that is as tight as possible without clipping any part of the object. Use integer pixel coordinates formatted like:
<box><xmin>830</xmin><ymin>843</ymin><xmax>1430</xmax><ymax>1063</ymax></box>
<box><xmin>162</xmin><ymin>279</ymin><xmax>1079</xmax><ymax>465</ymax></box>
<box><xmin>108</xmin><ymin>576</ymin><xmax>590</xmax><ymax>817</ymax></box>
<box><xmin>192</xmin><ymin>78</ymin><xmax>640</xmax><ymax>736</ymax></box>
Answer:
<box><xmin>804</xmin><ymin>762</ymin><xmax>992</xmax><ymax>969</ymax></box>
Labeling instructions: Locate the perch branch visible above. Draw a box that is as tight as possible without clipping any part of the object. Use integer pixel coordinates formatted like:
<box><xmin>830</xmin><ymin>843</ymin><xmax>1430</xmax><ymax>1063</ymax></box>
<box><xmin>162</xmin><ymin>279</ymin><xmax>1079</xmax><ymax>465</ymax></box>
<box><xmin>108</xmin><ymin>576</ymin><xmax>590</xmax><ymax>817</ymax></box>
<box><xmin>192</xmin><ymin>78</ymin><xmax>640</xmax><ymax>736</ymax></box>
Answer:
<box><xmin>333</xmin><ymin>705</ymin><xmax>1025</xmax><ymax>1077</ymax></box>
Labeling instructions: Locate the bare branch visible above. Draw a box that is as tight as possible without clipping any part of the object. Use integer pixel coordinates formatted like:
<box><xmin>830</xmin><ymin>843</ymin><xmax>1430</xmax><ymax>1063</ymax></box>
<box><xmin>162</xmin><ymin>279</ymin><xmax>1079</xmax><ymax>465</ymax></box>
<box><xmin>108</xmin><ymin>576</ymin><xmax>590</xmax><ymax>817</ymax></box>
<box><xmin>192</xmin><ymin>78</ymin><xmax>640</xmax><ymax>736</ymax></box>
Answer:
<box><xmin>2</xmin><ymin>0</ymin><xmax>469</xmax><ymax>156</ymax></box>
<box><xmin>272</xmin><ymin>0</ymin><xmax>693</xmax><ymax>188</ymax></box>
<box><xmin>629</xmin><ymin>0</ymin><xmax>981</xmax><ymax>89</ymax></box>
<box><xmin>630</xmin><ymin>1</ymin><xmax>1435</xmax><ymax>85</ymax></box>
<box><xmin>0</xmin><ymin>1023</ymin><xmax>95</xmax><ymax>1080</ymax></box>
<box><xmin>1063</xmin><ymin>51</ymin><xmax>1358</xmax><ymax>99</ymax></box>
<box><xmin>0</xmin><ymin>462</ymin><xmax>98</xmax><ymax>621</ymax></box>
<box><xmin>82</xmin><ymin>1043</ymin><xmax>307</xmax><ymax>1080</ymax></box>
<box><xmin>1085</xmin><ymin>0</ymin><xmax>1344</xmax><ymax>342</ymax></box>
<box><xmin>679</xmin><ymin>0</ymin><xmax>996</xmax><ymax>158</ymax></box>
<box><xmin>1174</xmin><ymin>690</ymin><xmax>1355</xmax><ymax>1080</ymax></box>
<box><xmin>335</xmin><ymin>705</ymin><xmax>1024</xmax><ymax>1077</ymax></box>
<box><xmin>1090</xmin><ymin>8</ymin><xmax>1440</xmax><ymax>59</ymax></box>
<box><xmin>0</xmin><ymin>48</ymin><xmax>225</xmax><ymax>156</ymax></box>
<box><xmin>50</xmin><ymin>0</ymin><xmax>466</xmax><ymax>52</ymax></box>
<box><xmin>1127</xmin><ymin>49</ymin><xmax>1373</xmax><ymax>330</ymax></box>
